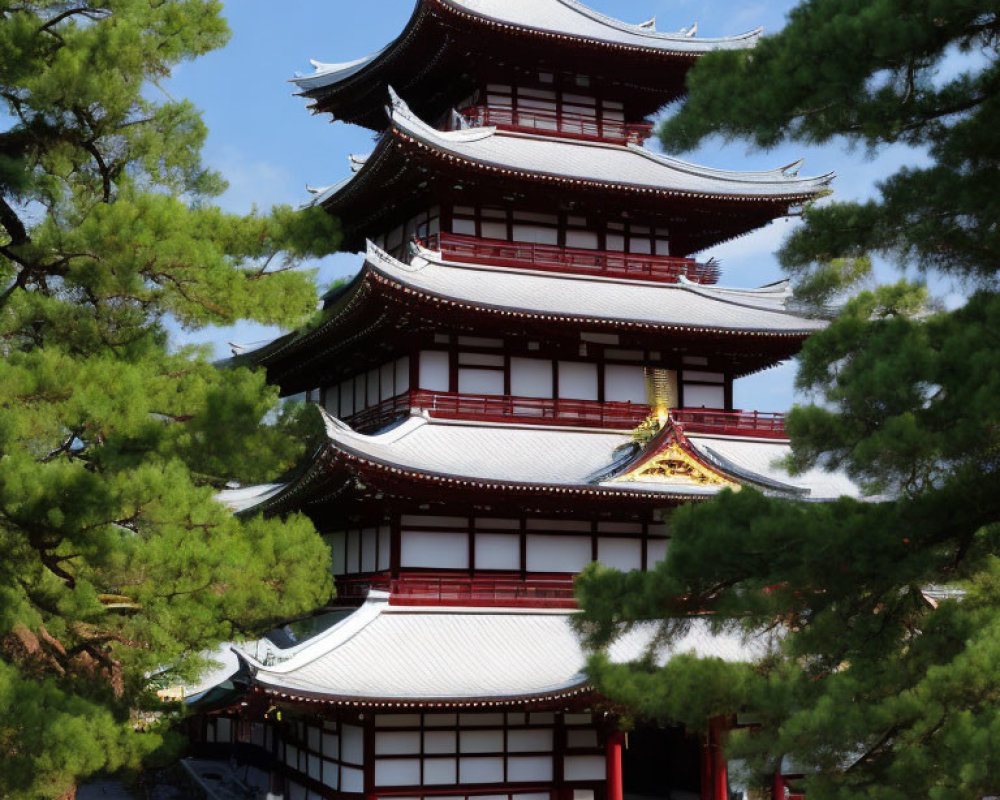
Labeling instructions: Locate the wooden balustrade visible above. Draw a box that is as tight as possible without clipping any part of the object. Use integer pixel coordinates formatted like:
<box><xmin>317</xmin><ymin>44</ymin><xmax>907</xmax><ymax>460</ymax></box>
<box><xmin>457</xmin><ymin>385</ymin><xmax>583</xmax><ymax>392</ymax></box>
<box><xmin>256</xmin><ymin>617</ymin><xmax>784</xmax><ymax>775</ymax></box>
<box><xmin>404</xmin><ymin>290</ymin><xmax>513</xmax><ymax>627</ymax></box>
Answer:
<box><xmin>342</xmin><ymin>391</ymin><xmax>787</xmax><ymax>438</ymax></box>
<box><xmin>671</xmin><ymin>408</ymin><xmax>787</xmax><ymax>439</ymax></box>
<box><xmin>428</xmin><ymin>232</ymin><xmax>720</xmax><ymax>285</ymax></box>
<box><xmin>458</xmin><ymin>104</ymin><xmax>654</xmax><ymax>145</ymax></box>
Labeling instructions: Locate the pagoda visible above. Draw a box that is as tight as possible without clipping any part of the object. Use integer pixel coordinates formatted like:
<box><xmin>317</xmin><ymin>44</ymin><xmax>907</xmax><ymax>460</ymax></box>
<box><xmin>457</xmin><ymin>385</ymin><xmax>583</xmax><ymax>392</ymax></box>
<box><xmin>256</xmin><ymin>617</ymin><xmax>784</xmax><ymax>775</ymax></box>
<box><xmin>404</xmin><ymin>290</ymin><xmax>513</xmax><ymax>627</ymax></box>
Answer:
<box><xmin>188</xmin><ymin>3</ymin><xmax>845</xmax><ymax>800</ymax></box>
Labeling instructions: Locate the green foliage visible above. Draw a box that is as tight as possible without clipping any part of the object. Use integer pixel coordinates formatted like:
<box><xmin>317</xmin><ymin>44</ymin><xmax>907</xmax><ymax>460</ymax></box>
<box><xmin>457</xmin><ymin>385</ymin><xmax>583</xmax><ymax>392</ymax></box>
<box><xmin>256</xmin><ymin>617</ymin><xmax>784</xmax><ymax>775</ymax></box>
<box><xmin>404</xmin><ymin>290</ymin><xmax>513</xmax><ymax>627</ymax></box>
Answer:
<box><xmin>579</xmin><ymin>2</ymin><xmax>1000</xmax><ymax>797</ymax></box>
<box><xmin>0</xmin><ymin>2</ymin><xmax>340</xmax><ymax>796</ymax></box>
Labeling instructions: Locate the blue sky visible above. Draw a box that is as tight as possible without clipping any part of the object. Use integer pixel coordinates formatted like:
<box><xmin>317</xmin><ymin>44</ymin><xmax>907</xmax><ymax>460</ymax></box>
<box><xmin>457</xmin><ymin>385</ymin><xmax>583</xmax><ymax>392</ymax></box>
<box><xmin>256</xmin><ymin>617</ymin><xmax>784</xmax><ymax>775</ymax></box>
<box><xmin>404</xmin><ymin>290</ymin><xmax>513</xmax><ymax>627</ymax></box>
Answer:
<box><xmin>166</xmin><ymin>0</ymin><xmax>928</xmax><ymax>412</ymax></box>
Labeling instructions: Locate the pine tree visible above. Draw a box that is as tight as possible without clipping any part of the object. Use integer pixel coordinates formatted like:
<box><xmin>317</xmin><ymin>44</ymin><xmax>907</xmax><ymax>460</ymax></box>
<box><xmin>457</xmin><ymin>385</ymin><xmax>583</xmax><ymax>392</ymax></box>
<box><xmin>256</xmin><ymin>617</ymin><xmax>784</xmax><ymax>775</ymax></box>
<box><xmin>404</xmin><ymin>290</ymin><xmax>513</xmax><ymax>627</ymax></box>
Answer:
<box><xmin>577</xmin><ymin>2</ymin><xmax>1000</xmax><ymax>797</ymax></box>
<box><xmin>0</xmin><ymin>3</ymin><xmax>339</xmax><ymax>796</ymax></box>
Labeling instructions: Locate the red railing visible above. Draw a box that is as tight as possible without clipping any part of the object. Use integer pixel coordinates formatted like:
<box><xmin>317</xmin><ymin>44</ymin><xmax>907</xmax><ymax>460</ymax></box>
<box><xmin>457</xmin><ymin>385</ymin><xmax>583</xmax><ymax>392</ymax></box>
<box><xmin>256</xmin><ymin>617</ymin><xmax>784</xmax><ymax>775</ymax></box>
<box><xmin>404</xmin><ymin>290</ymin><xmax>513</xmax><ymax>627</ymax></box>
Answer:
<box><xmin>411</xmin><ymin>390</ymin><xmax>650</xmax><ymax>429</ymax></box>
<box><xmin>672</xmin><ymin>408</ymin><xmax>788</xmax><ymax>439</ymax></box>
<box><xmin>428</xmin><ymin>232</ymin><xmax>720</xmax><ymax>285</ymax></box>
<box><xmin>344</xmin><ymin>391</ymin><xmax>651</xmax><ymax>432</ymax></box>
<box><xmin>334</xmin><ymin>572</ymin><xmax>577</xmax><ymax>608</ymax></box>
<box><xmin>391</xmin><ymin>572</ymin><xmax>577</xmax><ymax>609</ymax></box>
<box><xmin>458</xmin><ymin>105</ymin><xmax>654</xmax><ymax>146</ymax></box>
<box><xmin>341</xmin><ymin>392</ymin><xmax>788</xmax><ymax>439</ymax></box>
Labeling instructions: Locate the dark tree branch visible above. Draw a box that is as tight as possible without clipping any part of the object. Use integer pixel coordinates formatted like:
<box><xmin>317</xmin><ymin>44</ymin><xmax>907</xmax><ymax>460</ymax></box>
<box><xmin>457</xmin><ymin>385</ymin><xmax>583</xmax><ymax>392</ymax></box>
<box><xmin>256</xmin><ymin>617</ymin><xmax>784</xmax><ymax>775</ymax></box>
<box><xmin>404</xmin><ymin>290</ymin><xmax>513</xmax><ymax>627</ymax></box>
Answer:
<box><xmin>38</xmin><ymin>6</ymin><xmax>111</xmax><ymax>34</ymax></box>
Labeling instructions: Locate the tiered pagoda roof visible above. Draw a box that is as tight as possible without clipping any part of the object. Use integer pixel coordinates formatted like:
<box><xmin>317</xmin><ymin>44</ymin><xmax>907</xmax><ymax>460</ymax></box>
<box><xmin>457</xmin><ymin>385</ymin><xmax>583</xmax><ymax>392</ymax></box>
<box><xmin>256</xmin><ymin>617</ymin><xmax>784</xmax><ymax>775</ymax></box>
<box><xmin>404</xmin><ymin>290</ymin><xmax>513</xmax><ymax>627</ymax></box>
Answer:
<box><xmin>311</xmin><ymin>93</ymin><xmax>833</xmax><ymax>255</ymax></box>
<box><xmin>238</xmin><ymin>591</ymin><xmax>770</xmax><ymax>708</ymax></box>
<box><xmin>241</xmin><ymin>242</ymin><xmax>825</xmax><ymax>395</ymax></box>
<box><xmin>220</xmin><ymin>411</ymin><xmax>860</xmax><ymax>520</ymax></box>
<box><xmin>294</xmin><ymin>0</ymin><xmax>762</xmax><ymax>129</ymax></box>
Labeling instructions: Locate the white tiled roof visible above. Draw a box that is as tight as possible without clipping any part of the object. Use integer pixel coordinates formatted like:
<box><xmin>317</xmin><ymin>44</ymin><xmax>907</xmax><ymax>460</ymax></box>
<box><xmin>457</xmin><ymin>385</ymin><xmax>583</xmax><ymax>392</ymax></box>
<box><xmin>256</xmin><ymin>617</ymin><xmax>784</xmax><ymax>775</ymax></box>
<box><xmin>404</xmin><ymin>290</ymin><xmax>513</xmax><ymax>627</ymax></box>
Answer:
<box><xmin>688</xmin><ymin>435</ymin><xmax>862</xmax><ymax>501</ymax></box>
<box><xmin>247</xmin><ymin>592</ymin><xmax>769</xmax><ymax>701</ymax></box>
<box><xmin>219</xmin><ymin>414</ymin><xmax>860</xmax><ymax>516</ymax></box>
<box><xmin>368</xmin><ymin>242</ymin><xmax>826</xmax><ymax>335</ymax></box>
<box><xmin>441</xmin><ymin>0</ymin><xmax>761</xmax><ymax>52</ymax></box>
<box><xmin>319</xmin><ymin>413</ymin><xmax>857</xmax><ymax>501</ymax></box>
<box><xmin>293</xmin><ymin>0</ymin><xmax>761</xmax><ymax>93</ymax></box>
<box><xmin>312</xmin><ymin>93</ymin><xmax>833</xmax><ymax>205</ymax></box>
<box><xmin>324</xmin><ymin>413</ymin><xmax>632</xmax><ymax>487</ymax></box>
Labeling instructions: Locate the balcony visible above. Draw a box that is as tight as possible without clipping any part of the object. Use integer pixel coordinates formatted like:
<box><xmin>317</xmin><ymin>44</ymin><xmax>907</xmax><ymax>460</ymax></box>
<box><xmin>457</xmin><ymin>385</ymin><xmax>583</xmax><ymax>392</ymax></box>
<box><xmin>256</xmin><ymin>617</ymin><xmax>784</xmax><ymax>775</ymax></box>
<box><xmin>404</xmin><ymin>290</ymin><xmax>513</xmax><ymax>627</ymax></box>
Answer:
<box><xmin>671</xmin><ymin>408</ymin><xmax>788</xmax><ymax>439</ymax></box>
<box><xmin>344</xmin><ymin>390</ymin><xmax>651</xmax><ymax>433</ymax></box>
<box><xmin>342</xmin><ymin>391</ymin><xmax>788</xmax><ymax>438</ymax></box>
<box><xmin>428</xmin><ymin>232</ymin><xmax>721</xmax><ymax>285</ymax></box>
<box><xmin>333</xmin><ymin>572</ymin><xmax>577</xmax><ymax>609</ymax></box>
<box><xmin>457</xmin><ymin>104</ymin><xmax>655</xmax><ymax>145</ymax></box>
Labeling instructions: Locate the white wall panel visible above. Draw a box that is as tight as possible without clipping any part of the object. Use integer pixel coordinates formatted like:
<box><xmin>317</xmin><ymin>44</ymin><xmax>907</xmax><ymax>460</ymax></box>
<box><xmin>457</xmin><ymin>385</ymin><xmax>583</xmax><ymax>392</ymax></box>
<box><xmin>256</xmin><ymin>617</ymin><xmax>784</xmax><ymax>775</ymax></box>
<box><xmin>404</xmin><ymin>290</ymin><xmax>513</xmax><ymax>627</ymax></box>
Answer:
<box><xmin>526</xmin><ymin>535</ymin><xmax>591</xmax><ymax>573</ymax></box>
<box><xmin>459</xmin><ymin>757</ymin><xmax>505</xmax><ymax>784</ymax></box>
<box><xmin>558</xmin><ymin>362</ymin><xmax>598</xmax><ymax>400</ymax></box>
<box><xmin>367</xmin><ymin>369</ymin><xmax>379</xmax><ymax>406</ymax></box>
<box><xmin>339</xmin><ymin>379</ymin><xmax>354</xmax><ymax>417</ymax></box>
<box><xmin>458</xmin><ymin>368</ymin><xmax>504</xmax><ymax>396</ymax></box>
<box><xmin>378</xmin><ymin>526</ymin><xmax>391</xmax><ymax>572</ymax></box>
<box><xmin>341</xmin><ymin>767</ymin><xmax>364</xmax><ymax>793</ymax></box>
<box><xmin>381</xmin><ymin>362</ymin><xmax>396</xmax><ymax>400</ymax></box>
<box><xmin>341</xmin><ymin>724</ymin><xmax>364</xmax><ymax>765</ymax></box>
<box><xmin>475</xmin><ymin>534</ymin><xmax>521</xmax><ymax>571</ymax></box>
<box><xmin>683</xmin><ymin>384</ymin><xmax>725</xmax><ymax>409</ymax></box>
<box><xmin>216</xmin><ymin>718</ymin><xmax>231</xmax><ymax>742</ymax></box>
<box><xmin>395</xmin><ymin>357</ymin><xmax>410</xmax><ymax>393</ymax></box>
<box><xmin>347</xmin><ymin>530</ymin><xmax>360</xmax><ymax>574</ymax></box>
<box><xmin>508</xmin><ymin>756</ymin><xmax>554</xmax><ymax>782</ymax></box>
<box><xmin>510</xmin><ymin>358</ymin><xmax>553</xmax><ymax>399</ymax></box>
<box><xmin>322</xmin><ymin>732</ymin><xmax>339</xmax><ymax>759</ymax></box>
<box><xmin>597</xmin><ymin>538</ymin><xmax>643</xmax><ymax>571</ymax></box>
<box><xmin>564</xmin><ymin>755</ymin><xmax>606</xmax><ymax>781</ymax></box>
<box><xmin>647</xmin><ymin>539</ymin><xmax>669</xmax><ymax>567</ymax></box>
<box><xmin>507</xmin><ymin>729</ymin><xmax>553</xmax><ymax>753</ymax></box>
<box><xmin>566</xmin><ymin>230</ymin><xmax>598</xmax><ymax>250</ymax></box>
<box><xmin>512</xmin><ymin>224</ymin><xmax>558</xmax><ymax>245</ymax></box>
<box><xmin>308</xmin><ymin>754</ymin><xmax>321</xmax><ymax>781</ymax></box>
<box><xmin>460</xmin><ymin>729</ymin><xmax>503</xmax><ymax>753</ymax></box>
<box><xmin>328</xmin><ymin>534</ymin><xmax>346</xmax><ymax>576</ymax></box>
<box><xmin>401</xmin><ymin>531</ymin><xmax>469</xmax><ymax>569</ymax></box>
<box><xmin>322</xmin><ymin>765</ymin><xmax>338</xmax><ymax>790</ymax></box>
<box><xmin>376</xmin><ymin>731</ymin><xmax>421</xmax><ymax>756</ymax></box>
<box><xmin>420</xmin><ymin>351</ymin><xmax>450</xmax><ymax>392</ymax></box>
<box><xmin>423</xmin><ymin>758</ymin><xmax>458</xmax><ymax>785</ymax></box>
<box><xmin>424</xmin><ymin>730</ymin><xmax>457</xmax><ymax>754</ymax></box>
<box><xmin>482</xmin><ymin>220</ymin><xmax>508</xmax><ymax>240</ymax></box>
<box><xmin>375</xmin><ymin>759</ymin><xmax>421</xmax><ymax>787</ymax></box>
<box><xmin>324</xmin><ymin>387</ymin><xmax>340</xmax><ymax>417</ymax></box>
<box><xmin>604</xmin><ymin>365</ymin><xmax>647</xmax><ymax>404</ymax></box>
<box><xmin>354</xmin><ymin>378</ymin><xmax>366</xmax><ymax>413</ymax></box>
<box><xmin>362</xmin><ymin>528</ymin><xmax>378</xmax><ymax>573</ymax></box>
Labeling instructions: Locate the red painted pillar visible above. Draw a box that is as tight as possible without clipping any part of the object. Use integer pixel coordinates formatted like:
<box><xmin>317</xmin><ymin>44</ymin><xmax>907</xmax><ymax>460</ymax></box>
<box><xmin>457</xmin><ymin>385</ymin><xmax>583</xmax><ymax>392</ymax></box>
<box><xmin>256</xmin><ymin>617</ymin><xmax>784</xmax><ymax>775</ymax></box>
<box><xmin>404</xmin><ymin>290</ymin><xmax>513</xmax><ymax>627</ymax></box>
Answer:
<box><xmin>709</xmin><ymin>718</ymin><xmax>728</xmax><ymax>800</ymax></box>
<box><xmin>606</xmin><ymin>730</ymin><xmax>625</xmax><ymax>800</ymax></box>
<box><xmin>772</xmin><ymin>772</ymin><xmax>786</xmax><ymax>800</ymax></box>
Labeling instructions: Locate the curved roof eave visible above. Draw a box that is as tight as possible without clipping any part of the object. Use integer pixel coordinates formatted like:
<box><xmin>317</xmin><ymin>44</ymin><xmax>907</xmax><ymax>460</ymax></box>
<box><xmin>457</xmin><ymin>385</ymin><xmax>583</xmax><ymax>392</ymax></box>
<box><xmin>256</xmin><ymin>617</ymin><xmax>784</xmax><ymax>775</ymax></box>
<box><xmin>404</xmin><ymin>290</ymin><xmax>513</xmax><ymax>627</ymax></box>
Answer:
<box><xmin>291</xmin><ymin>0</ymin><xmax>764</xmax><ymax>95</ymax></box>
<box><xmin>305</xmin><ymin>91</ymin><xmax>834</xmax><ymax>212</ymax></box>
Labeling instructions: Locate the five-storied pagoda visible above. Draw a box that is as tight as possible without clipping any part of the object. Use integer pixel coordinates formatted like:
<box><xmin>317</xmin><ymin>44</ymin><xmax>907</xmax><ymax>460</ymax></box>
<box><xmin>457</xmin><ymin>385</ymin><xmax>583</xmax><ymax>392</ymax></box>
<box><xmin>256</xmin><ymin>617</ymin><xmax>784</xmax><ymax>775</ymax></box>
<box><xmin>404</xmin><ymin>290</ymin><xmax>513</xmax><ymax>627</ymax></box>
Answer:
<box><xmin>191</xmin><ymin>3</ymin><xmax>848</xmax><ymax>799</ymax></box>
